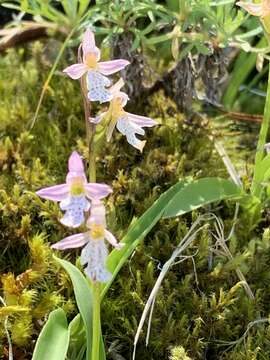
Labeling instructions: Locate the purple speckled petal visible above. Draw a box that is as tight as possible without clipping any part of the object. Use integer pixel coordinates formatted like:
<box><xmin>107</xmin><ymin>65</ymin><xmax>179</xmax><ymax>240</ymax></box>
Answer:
<box><xmin>82</xmin><ymin>28</ymin><xmax>100</xmax><ymax>60</ymax></box>
<box><xmin>87</xmin><ymin>71</ymin><xmax>113</xmax><ymax>103</ymax></box>
<box><xmin>104</xmin><ymin>229</ymin><xmax>123</xmax><ymax>249</ymax></box>
<box><xmin>59</xmin><ymin>195</ymin><xmax>90</xmax><ymax>228</ymax></box>
<box><xmin>36</xmin><ymin>184</ymin><xmax>69</xmax><ymax>202</ymax></box>
<box><xmin>51</xmin><ymin>232</ymin><xmax>88</xmax><ymax>250</ymax></box>
<box><xmin>236</xmin><ymin>2</ymin><xmax>263</xmax><ymax>16</ymax></box>
<box><xmin>116</xmin><ymin>116</ymin><xmax>146</xmax><ymax>152</ymax></box>
<box><xmin>98</xmin><ymin>59</ymin><xmax>130</xmax><ymax>75</ymax></box>
<box><xmin>126</xmin><ymin>112</ymin><xmax>157</xmax><ymax>127</ymax></box>
<box><xmin>63</xmin><ymin>63</ymin><xmax>87</xmax><ymax>79</ymax></box>
<box><xmin>85</xmin><ymin>183</ymin><xmax>112</xmax><ymax>200</ymax></box>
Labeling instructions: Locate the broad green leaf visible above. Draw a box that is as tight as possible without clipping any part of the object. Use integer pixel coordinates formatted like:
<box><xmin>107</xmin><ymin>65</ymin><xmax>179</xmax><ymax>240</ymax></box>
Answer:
<box><xmin>68</xmin><ymin>314</ymin><xmax>87</xmax><ymax>360</ymax></box>
<box><xmin>163</xmin><ymin>178</ymin><xmax>242</xmax><ymax>218</ymax></box>
<box><xmin>54</xmin><ymin>257</ymin><xmax>92</xmax><ymax>360</ymax></box>
<box><xmin>101</xmin><ymin>181</ymin><xmax>187</xmax><ymax>297</ymax></box>
<box><xmin>32</xmin><ymin>308</ymin><xmax>69</xmax><ymax>360</ymax></box>
<box><xmin>100</xmin><ymin>334</ymin><xmax>106</xmax><ymax>360</ymax></box>
<box><xmin>251</xmin><ymin>153</ymin><xmax>270</xmax><ymax>197</ymax></box>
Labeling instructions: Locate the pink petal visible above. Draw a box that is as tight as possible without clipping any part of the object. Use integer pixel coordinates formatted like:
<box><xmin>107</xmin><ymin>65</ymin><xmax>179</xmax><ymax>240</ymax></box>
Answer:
<box><xmin>68</xmin><ymin>151</ymin><xmax>84</xmax><ymax>173</ymax></box>
<box><xmin>109</xmin><ymin>79</ymin><xmax>129</xmax><ymax>106</ymax></box>
<box><xmin>63</xmin><ymin>63</ymin><xmax>87</xmax><ymax>79</ymax></box>
<box><xmin>51</xmin><ymin>233</ymin><xmax>88</xmax><ymax>250</ymax></box>
<box><xmin>126</xmin><ymin>112</ymin><xmax>157</xmax><ymax>127</ymax></box>
<box><xmin>109</xmin><ymin>78</ymin><xmax>125</xmax><ymax>94</ymax></box>
<box><xmin>89</xmin><ymin>114</ymin><xmax>104</xmax><ymax>124</ymax></box>
<box><xmin>236</xmin><ymin>2</ymin><xmax>264</xmax><ymax>16</ymax></box>
<box><xmin>85</xmin><ymin>183</ymin><xmax>112</xmax><ymax>200</ymax></box>
<box><xmin>82</xmin><ymin>28</ymin><xmax>100</xmax><ymax>60</ymax></box>
<box><xmin>87</xmin><ymin>200</ymin><xmax>106</xmax><ymax>227</ymax></box>
<box><xmin>98</xmin><ymin>59</ymin><xmax>130</xmax><ymax>75</ymax></box>
<box><xmin>36</xmin><ymin>184</ymin><xmax>69</xmax><ymax>202</ymax></box>
<box><xmin>104</xmin><ymin>229</ymin><xmax>124</xmax><ymax>249</ymax></box>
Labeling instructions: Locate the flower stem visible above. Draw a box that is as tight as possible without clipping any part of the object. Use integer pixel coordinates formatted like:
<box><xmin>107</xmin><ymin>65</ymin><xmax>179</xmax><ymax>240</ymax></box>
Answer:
<box><xmin>91</xmin><ymin>282</ymin><xmax>101</xmax><ymax>360</ymax></box>
<box><xmin>79</xmin><ymin>54</ymin><xmax>100</xmax><ymax>360</ymax></box>
<box><xmin>251</xmin><ymin>62</ymin><xmax>270</xmax><ymax>198</ymax></box>
<box><xmin>80</xmin><ymin>72</ymin><xmax>96</xmax><ymax>183</ymax></box>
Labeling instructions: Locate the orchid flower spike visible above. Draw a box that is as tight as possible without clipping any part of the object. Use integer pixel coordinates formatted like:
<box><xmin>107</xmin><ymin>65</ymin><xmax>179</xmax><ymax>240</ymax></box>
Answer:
<box><xmin>90</xmin><ymin>78</ymin><xmax>157</xmax><ymax>152</ymax></box>
<box><xmin>63</xmin><ymin>29</ymin><xmax>130</xmax><ymax>103</ymax></box>
<box><xmin>237</xmin><ymin>0</ymin><xmax>270</xmax><ymax>18</ymax></box>
<box><xmin>51</xmin><ymin>199</ymin><xmax>123</xmax><ymax>283</ymax></box>
<box><xmin>36</xmin><ymin>151</ymin><xmax>112</xmax><ymax>228</ymax></box>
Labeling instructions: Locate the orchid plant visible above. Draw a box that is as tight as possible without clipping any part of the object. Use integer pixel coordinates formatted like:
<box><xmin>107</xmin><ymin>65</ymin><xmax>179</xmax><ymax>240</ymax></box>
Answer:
<box><xmin>35</xmin><ymin>28</ymin><xmax>157</xmax><ymax>360</ymax></box>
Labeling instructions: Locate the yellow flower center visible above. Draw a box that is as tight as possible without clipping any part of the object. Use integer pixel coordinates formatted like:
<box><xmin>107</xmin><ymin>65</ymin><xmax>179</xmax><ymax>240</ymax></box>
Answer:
<box><xmin>90</xmin><ymin>224</ymin><xmax>105</xmax><ymax>239</ymax></box>
<box><xmin>111</xmin><ymin>97</ymin><xmax>125</xmax><ymax>118</ymax></box>
<box><xmin>85</xmin><ymin>53</ymin><xmax>98</xmax><ymax>69</ymax></box>
<box><xmin>70</xmin><ymin>177</ymin><xmax>85</xmax><ymax>196</ymax></box>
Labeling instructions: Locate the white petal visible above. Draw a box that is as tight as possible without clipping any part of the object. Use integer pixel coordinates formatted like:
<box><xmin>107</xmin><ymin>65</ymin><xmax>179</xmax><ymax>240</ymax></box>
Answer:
<box><xmin>81</xmin><ymin>239</ymin><xmax>112</xmax><ymax>283</ymax></box>
<box><xmin>116</xmin><ymin>117</ymin><xmax>146</xmax><ymax>152</ymax></box>
<box><xmin>104</xmin><ymin>229</ymin><xmax>123</xmax><ymax>249</ymax></box>
<box><xmin>59</xmin><ymin>195</ymin><xmax>89</xmax><ymax>228</ymax></box>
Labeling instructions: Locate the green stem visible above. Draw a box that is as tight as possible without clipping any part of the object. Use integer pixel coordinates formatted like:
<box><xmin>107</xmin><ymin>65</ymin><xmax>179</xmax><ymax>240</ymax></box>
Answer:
<box><xmin>80</xmin><ymin>73</ymin><xmax>96</xmax><ymax>183</ymax></box>
<box><xmin>89</xmin><ymin>135</ymin><xmax>96</xmax><ymax>183</ymax></box>
<box><xmin>91</xmin><ymin>282</ymin><xmax>101</xmax><ymax>360</ymax></box>
<box><xmin>251</xmin><ymin>63</ymin><xmax>270</xmax><ymax>197</ymax></box>
<box><xmin>79</xmin><ymin>54</ymin><xmax>99</xmax><ymax>360</ymax></box>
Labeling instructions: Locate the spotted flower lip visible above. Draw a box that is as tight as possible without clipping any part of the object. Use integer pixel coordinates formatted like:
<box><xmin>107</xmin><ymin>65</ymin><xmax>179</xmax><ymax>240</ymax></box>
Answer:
<box><xmin>36</xmin><ymin>151</ymin><xmax>112</xmax><ymax>228</ymax></box>
<box><xmin>63</xmin><ymin>29</ymin><xmax>130</xmax><ymax>103</ymax></box>
<box><xmin>236</xmin><ymin>0</ymin><xmax>270</xmax><ymax>18</ymax></box>
<box><xmin>51</xmin><ymin>200</ymin><xmax>123</xmax><ymax>283</ymax></box>
<box><xmin>90</xmin><ymin>78</ymin><xmax>157</xmax><ymax>152</ymax></box>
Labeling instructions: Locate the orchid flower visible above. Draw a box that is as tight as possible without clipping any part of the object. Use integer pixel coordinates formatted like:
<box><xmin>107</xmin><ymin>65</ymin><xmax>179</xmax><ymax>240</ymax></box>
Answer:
<box><xmin>51</xmin><ymin>199</ymin><xmax>123</xmax><ymax>283</ymax></box>
<box><xmin>237</xmin><ymin>0</ymin><xmax>270</xmax><ymax>18</ymax></box>
<box><xmin>63</xmin><ymin>29</ymin><xmax>130</xmax><ymax>104</ymax></box>
<box><xmin>90</xmin><ymin>79</ymin><xmax>157</xmax><ymax>152</ymax></box>
<box><xmin>36</xmin><ymin>151</ymin><xmax>112</xmax><ymax>228</ymax></box>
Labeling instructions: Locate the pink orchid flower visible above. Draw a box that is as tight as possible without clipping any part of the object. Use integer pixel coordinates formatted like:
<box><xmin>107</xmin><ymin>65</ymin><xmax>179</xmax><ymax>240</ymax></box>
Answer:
<box><xmin>36</xmin><ymin>151</ymin><xmax>112</xmax><ymax>228</ymax></box>
<box><xmin>237</xmin><ymin>0</ymin><xmax>270</xmax><ymax>18</ymax></box>
<box><xmin>51</xmin><ymin>199</ymin><xmax>123</xmax><ymax>283</ymax></box>
<box><xmin>63</xmin><ymin>28</ymin><xmax>130</xmax><ymax>103</ymax></box>
<box><xmin>90</xmin><ymin>79</ymin><xmax>157</xmax><ymax>152</ymax></box>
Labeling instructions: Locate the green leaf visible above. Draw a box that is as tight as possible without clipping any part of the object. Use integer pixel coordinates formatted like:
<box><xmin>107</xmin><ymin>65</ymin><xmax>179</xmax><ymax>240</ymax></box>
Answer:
<box><xmin>68</xmin><ymin>314</ymin><xmax>87</xmax><ymax>360</ymax></box>
<box><xmin>100</xmin><ymin>335</ymin><xmax>106</xmax><ymax>360</ymax></box>
<box><xmin>222</xmin><ymin>37</ymin><xmax>267</xmax><ymax>108</ymax></box>
<box><xmin>252</xmin><ymin>153</ymin><xmax>270</xmax><ymax>188</ymax></box>
<box><xmin>62</xmin><ymin>0</ymin><xmax>78</xmax><ymax>23</ymax></box>
<box><xmin>101</xmin><ymin>180</ymin><xmax>187</xmax><ymax>297</ymax></box>
<box><xmin>163</xmin><ymin>178</ymin><xmax>242</xmax><ymax>218</ymax></box>
<box><xmin>54</xmin><ymin>256</ymin><xmax>93</xmax><ymax>360</ymax></box>
<box><xmin>78</xmin><ymin>0</ymin><xmax>91</xmax><ymax>17</ymax></box>
<box><xmin>32</xmin><ymin>308</ymin><xmax>70</xmax><ymax>360</ymax></box>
